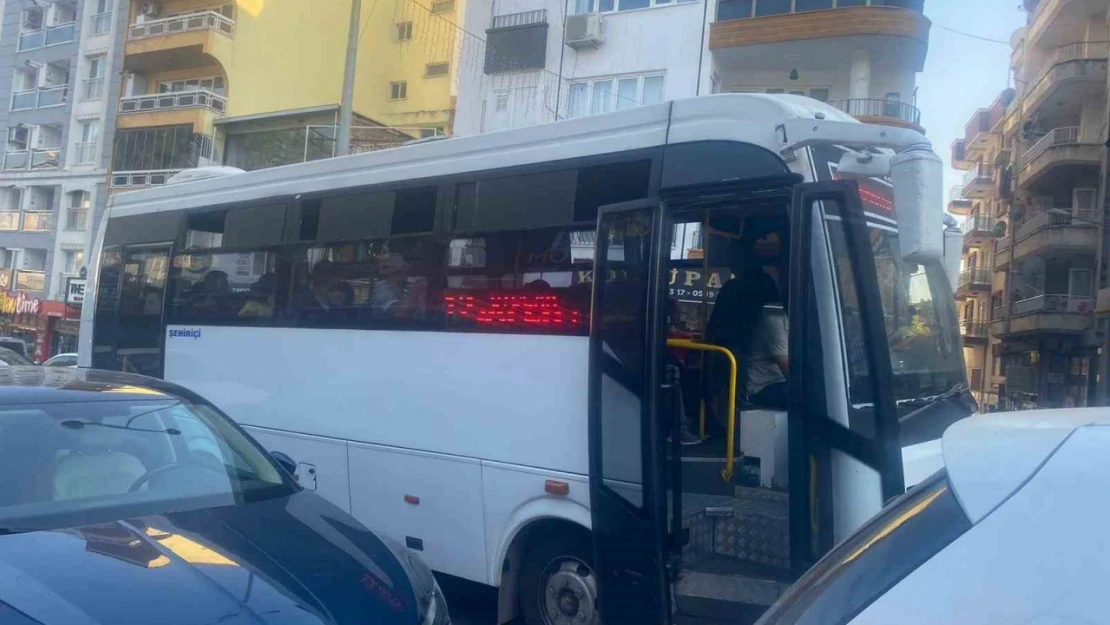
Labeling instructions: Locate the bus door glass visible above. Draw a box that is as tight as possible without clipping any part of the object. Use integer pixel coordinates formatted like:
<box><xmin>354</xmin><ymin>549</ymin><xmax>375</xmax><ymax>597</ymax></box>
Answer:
<box><xmin>587</xmin><ymin>198</ymin><xmax>670</xmax><ymax>625</ymax></box>
<box><xmin>788</xmin><ymin>181</ymin><xmax>903</xmax><ymax>574</ymax></box>
<box><xmin>92</xmin><ymin>245</ymin><xmax>171</xmax><ymax>377</ymax></box>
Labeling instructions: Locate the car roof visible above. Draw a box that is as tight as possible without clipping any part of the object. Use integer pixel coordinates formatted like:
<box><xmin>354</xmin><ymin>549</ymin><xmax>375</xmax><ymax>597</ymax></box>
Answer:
<box><xmin>0</xmin><ymin>367</ymin><xmax>195</xmax><ymax>405</ymax></box>
<box><xmin>942</xmin><ymin>408</ymin><xmax>1109</xmax><ymax>523</ymax></box>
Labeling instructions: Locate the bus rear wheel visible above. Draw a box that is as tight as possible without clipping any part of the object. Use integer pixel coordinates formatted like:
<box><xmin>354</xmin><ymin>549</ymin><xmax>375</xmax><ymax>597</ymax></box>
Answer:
<box><xmin>521</xmin><ymin>535</ymin><xmax>600</xmax><ymax>625</ymax></box>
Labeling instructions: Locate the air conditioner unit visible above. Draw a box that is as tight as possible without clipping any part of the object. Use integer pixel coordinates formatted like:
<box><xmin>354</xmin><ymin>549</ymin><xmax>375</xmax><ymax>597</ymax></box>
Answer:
<box><xmin>140</xmin><ymin>2</ymin><xmax>160</xmax><ymax>17</ymax></box>
<box><xmin>564</xmin><ymin>13</ymin><xmax>602</xmax><ymax>50</ymax></box>
<box><xmin>8</xmin><ymin>125</ymin><xmax>29</xmax><ymax>146</ymax></box>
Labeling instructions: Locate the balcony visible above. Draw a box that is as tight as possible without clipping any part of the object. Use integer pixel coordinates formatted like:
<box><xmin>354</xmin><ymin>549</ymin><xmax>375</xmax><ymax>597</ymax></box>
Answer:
<box><xmin>18</xmin><ymin>22</ymin><xmax>76</xmax><ymax>51</ymax></box>
<box><xmin>1006</xmin><ymin>294</ymin><xmax>1094</xmax><ymax>336</ymax></box>
<box><xmin>0</xmin><ymin>212</ymin><xmax>20</xmax><ymax>231</ymax></box>
<box><xmin>11</xmin><ymin>85</ymin><xmax>68</xmax><ymax>111</ymax></box>
<box><xmin>485</xmin><ymin>10</ymin><xmax>548</xmax><ymax>75</ymax></box>
<box><xmin>1011</xmin><ymin>209</ymin><xmax>1098</xmax><ymax>263</ymax></box>
<box><xmin>15</xmin><ymin>269</ymin><xmax>45</xmax><ymax>292</ymax></box>
<box><xmin>125</xmin><ymin>11</ymin><xmax>235</xmax><ymax>73</ymax></box>
<box><xmin>74</xmin><ymin>142</ymin><xmax>98</xmax><ymax>165</ymax></box>
<box><xmin>828</xmin><ymin>99</ymin><xmax>923</xmax><ymax>132</ymax></box>
<box><xmin>955</xmin><ymin>269</ymin><xmax>991</xmax><ymax>298</ymax></box>
<box><xmin>951</xmin><ymin>139</ymin><xmax>970</xmax><ymax>171</ymax></box>
<box><xmin>81</xmin><ymin>78</ymin><xmax>105</xmax><ymax>101</ymax></box>
<box><xmin>1018</xmin><ymin>126</ymin><xmax>1101</xmax><ymax>189</ymax></box>
<box><xmin>21</xmin><ymin>211</ymin><xmax>52</xmax><ymax>232</ymax></box>
<box><xmin>993</xmin><ymin>234</ymin><xmax>1012</xmax><ymax>270</ymax></box>
<box><xmin>119</xmin><ymin>90</ymin><xmax>228</xmax><ymax>116</ymax></box>
<box><xmin>1024</xmin><ymin>43</ymin><xmax>1108</xmax><ymax>119</ymax></box>
<box><xmin>960</xmin><ymin>163</ymin><xmax>994</xmax><ymax>199</ymax></box>
<box><xmin>128</xmin><ymin>10</ymin><xmax>235</xmax><ymax>41</ymax></box>
<box><xmin>948</xmin><ymin>197</ymin><xmax>973</xmax><ymax>216</ymax></box>
<box><xmin>959</xmin><ymin>320</ymin><xmax>989</xmax><ymax>342</ymax></box>
<box><xmin>110</xmin><ymin>169</ymin><xmax>183</xmax><ymax>189</ymax></box>
<box><xmin>3</xmin><ymin>149</ymin><xmax>61</xmax><ymax>171</ymax></box>
<box><xmin>961</xmin><ymin>215</ymin><xmax>994</xmax><ymax>239</ymax></box>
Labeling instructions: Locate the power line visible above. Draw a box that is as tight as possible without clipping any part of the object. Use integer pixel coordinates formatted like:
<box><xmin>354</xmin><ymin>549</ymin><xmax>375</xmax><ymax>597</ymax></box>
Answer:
<box><xmin>932</xmin><ymin>23</ymin><xmax>1012</xmax><ymax>46</ymax></box>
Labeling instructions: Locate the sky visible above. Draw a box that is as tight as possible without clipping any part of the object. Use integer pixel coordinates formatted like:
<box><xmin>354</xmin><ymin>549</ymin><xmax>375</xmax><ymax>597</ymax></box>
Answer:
<box><xmin>917</xmin><ymin>0</ymin><xmax>1028</xmax><ymax>205</ymax></box>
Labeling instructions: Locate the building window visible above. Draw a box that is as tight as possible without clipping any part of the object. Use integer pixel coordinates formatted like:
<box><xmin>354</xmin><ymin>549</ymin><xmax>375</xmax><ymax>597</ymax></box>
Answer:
<box><xmin>396</xmin><ymin>21</ymin><xmax>413</xmax><ymax>40</ymax></box>
<box><xmin>494</xmin><ymin>91</ymin><xmax>510</xmax><ymax>112</ymax></box>
<box><xmin>573</xmin><ymin>0</ymin><xmax>695</xmax><ymax>15</ymax></box>
<box><xmin>66</xmin><ymin>191</ymin><xmax>90</xmax><ymax>230</ymax></box>
<box><xmin>158</xmin><ymin>76</ymin><xmax>225</xmax><ymax>95</ymax></box>
<box><xmin>431</xmin><ymin>0</ymin><xmax>455</xmax><ymax>12</ymax></box>
<box><xmin>91</xmin><ymin>0</ymin><xmax>112</xmax><ymax>35</ymax></box>
<box><xmin>390</xmin><ymin>81</ymin><xmax>408</xmax><ymax>100</ymax></box>
<box><xmin>76</xmin><ymin>120</ymin><xmax>100</xmax><ymax>165</ymax></box>
<box><xmin>567</xmin><ymin>73</ymin><xmax>665</xmax><ymax>118</ymax></box>
<box><xmin>425</xmin><ymin>62</ymin><xmax>450</xmax><ymax>78</ymax></box>
<box><xmin>419</xmin><ymin>127</ymin><xmax>443</xmax><ymax>139</ymax></box>
<box><xmin>63</xmin><ymin>249</ymin><xmax>85</xmax><ymax>275</ymax></box>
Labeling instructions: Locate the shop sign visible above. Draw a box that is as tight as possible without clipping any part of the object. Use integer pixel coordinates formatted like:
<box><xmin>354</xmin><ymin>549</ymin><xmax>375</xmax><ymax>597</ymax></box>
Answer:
<box><xmin>0</xmin><ymin>291</ymin><xmax>40</xmax><ymax>315</ymax></box>
<box><xmin>65</xmin><ymin>277</ymin><xmax>86</xmax><ymax>306</ymax></box>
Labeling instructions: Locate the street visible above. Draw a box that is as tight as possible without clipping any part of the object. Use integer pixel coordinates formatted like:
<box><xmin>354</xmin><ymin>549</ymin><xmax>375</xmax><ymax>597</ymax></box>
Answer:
<box><xmin>438</xmin><ymin>575</ymin><xmax>500</xmax><ymax>625</ymax></box>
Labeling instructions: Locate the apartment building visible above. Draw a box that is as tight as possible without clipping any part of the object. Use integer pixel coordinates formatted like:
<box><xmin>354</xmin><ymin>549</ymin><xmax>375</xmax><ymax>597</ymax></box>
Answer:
<box><xmin>950</xmin><ymin>0</ymin><xmax>1109</xmax><ymax>410</ymax></box>
<box><xmin>456</xmin><ymin>0</ymin><xmax>929</xmax><ymax>136</ymax></box>
<box><xmin>110</xmin><ymin>0</ymin><xmax>463</xmax><ymax>184</ymax></box>
<box><xmin>0</xmin><ymin>0</ymin><xmax>126</xmax><ymax>360</ymax></box>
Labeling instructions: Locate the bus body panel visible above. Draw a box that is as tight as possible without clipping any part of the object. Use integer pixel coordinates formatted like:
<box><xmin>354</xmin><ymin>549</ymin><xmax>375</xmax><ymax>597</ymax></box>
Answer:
<box><xmin>163</xmin><ymin>325</ymin><xmax>591</xmax><ymax>474</ymax></box>
<box><xmin>480</xmin><ymin>461</ymin><xmax>592</xmax><ymax>585</ymax></box>
<box><xmin>244</xmin><ymin>425</ymin><xmax>353</xmax><ymax>512</ymax></box>
<box><xmin>347</xmin><ymin>439</ymin><xmax>489</xmax><ymax>583</ymax></box>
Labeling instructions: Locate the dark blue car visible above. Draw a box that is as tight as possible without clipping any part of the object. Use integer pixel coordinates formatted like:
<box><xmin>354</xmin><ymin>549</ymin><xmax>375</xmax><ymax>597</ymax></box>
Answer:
<box><xmin>0</xmin><ymin>367</ymin><xmax>448</xmax><ymax>625</ymax></box>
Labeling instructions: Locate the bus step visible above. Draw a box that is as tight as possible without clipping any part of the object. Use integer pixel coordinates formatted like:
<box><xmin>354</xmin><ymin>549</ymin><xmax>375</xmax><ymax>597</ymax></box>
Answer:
<box><xmin>676</xmin><ymin>554</ymin><xmax>792</xmax><ymax>619</ymax></box>
<box><xmin>680</xmin><ymin>487</ymin><xmax>789</xmax><ymax>570</ymax></box>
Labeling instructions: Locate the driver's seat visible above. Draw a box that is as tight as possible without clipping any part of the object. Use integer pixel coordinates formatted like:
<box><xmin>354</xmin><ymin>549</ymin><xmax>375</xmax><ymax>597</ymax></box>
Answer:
<box><xmin>52</xmin><ymin>450</ymin><xmax>146</xmax><ymax>501</ymax></box>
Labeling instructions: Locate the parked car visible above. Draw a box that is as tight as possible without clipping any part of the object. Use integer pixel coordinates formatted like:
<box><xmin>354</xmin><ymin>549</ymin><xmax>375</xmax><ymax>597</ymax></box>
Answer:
<box><xmin>0</xmin><ymin>337</ymin><xmax>29</xmax><ymax>359</ymax></box>
<box><xmin>756</xmin><ymin>408</ymin><xmax>1108</xmax><ymax>625</ymax></box>
<box><xmin>42</xmin><ymin>352</ymin><xmax>78</xmax><ymax>367</ymax></box>
<box><xmin>0</xmin><ymin>367</ymin><xmax>449</xmax><ymax>625</ymax></box>
<box><xmin>0</xmin><ymin>347</ymin><xmax>33</xmax><ymax>366</ymax></box>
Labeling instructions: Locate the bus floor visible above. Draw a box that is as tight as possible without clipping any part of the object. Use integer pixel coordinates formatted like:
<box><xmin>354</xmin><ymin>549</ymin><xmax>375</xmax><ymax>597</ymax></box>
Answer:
<box><xmin>668</xmin><ymin>436</ymin><xmax>793</xmax><ymax>624</ymax></box>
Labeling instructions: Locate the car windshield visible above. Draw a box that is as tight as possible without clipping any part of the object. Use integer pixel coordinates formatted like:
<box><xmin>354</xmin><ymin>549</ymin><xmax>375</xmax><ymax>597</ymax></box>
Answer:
<box><xmin>0</xmin><ymin>398</ymin><xmax>291</xmax><ymax>530</ymax></box>
<box><xmin>0</xmin><ymin>348</ymin><xmax>33</xmax><ymax>367</ymax></box>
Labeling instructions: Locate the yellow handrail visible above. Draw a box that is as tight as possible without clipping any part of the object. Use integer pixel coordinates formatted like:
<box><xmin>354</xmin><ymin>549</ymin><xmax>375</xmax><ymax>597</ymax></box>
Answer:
<box><xmin>666</xmin><ymin>338</ymin><xmax>738</xmax><ymax>482</ymax></box>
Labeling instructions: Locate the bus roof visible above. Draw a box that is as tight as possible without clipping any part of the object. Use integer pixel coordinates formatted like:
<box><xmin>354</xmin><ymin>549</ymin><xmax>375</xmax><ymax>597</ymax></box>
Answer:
<box><xmin>109</xmin><ymin>94</ymin><xmax>858</xmax><ymax>219</ymax></box>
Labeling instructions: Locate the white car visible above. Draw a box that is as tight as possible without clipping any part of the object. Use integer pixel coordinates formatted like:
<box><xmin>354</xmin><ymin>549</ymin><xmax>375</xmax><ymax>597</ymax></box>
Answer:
<box><xmin>43</xmin><ymin>352</ymin><xmax>78</xmax><ymax>367</ymax></box>
<box><xmin>757</xmin><ymin>408</ymin><xmax>1107</xmax><ymax>625</ymax></box>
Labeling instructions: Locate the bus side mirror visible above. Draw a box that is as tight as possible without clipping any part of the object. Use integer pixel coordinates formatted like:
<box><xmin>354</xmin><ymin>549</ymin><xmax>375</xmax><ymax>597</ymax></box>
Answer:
<box><xmin>271</xmin><ymin>450</ymin><xmax>297</xmax><ymax>476</ymax></box>
<box><xmin>891</xmin><ymin>144</ymin><xmax>944</xmax><ymax>263</ymax></box>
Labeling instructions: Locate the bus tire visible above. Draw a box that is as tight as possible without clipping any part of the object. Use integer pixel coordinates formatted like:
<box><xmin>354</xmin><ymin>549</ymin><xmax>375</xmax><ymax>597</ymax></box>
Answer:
<box><xmin>520</xmin><ymin>532</ymin><xmax>601</xmax><ymax>625</ymax></box>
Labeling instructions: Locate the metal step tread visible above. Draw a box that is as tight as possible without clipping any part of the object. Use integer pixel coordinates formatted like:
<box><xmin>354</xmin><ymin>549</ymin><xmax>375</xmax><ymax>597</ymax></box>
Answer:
<box><xmin>677</xmin><ymin>488</ymin><xmax>789</xmax><ymax>521</ymax></box>
<box><xmin>676</xmin><ymin>554</ymin><xmax>793</xmax><ymax>608</ymax></box>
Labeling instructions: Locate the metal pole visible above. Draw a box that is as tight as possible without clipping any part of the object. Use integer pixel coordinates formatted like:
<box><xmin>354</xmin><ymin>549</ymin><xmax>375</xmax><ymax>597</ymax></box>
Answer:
<box><xmin>336</xmin><ymin>0</ymin><xmax>361</xmax><ymax>157</ymax></box>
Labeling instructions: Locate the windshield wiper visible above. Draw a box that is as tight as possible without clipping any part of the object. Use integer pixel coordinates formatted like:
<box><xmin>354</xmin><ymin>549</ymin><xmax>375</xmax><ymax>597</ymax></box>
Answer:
<box><xmin>897</xmin><ymin>382</ymin><xmax>968</xmax><ymax>408</ymax></box>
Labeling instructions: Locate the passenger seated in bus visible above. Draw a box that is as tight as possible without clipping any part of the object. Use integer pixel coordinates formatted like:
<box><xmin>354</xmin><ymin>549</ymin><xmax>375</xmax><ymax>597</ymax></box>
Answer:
<box><xmin>188</xmin><ymin>271</ymin><xmax>232</xmax><ymax>318</ymax></box>
<box><xmin>238</xmin><ymin>273</ymin><xmax>277</xmax><ymax>318</ymax></box>
<box><xmin>371</xmin><ymin>253</ymin><xmax>426</xmax><ymax>319</ymax></box>
<box><xmin>302</xmin><ymin>260</ymin><xmax>354</xmax><ymax>311</ymax></box>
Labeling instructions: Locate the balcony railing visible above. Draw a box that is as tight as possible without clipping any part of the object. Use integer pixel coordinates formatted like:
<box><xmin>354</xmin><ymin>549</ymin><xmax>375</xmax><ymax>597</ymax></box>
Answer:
<box><xmin>828</xmin><ymin>99</ymin><xmax>922</xmax><ymax>126</ymax></box>
<box><xmin>91</xmin><ymin>11</ymin><xmax>112</xmax><ymax>35</ymax></box>
<box><xmin>1020</xmin><ymin>126</ymin><xmax>1101</xmax><ymax>169</ymax></box>
<box><xmin>1012</xmin><ymin>294</ymin><xmax>1094</xmax><ymax>317</ymax></box>
<box><xmin>74</xmin><ymin>142</ymin><xmax>98</xmax><ymax>165</ymax></box>
<box><xmin>110</xmin><ymin>169</ymin><xmax>183</xmax><ymax>188</ymax></box>
<box><xmin>15</xmin><ymin>269</ymin><xmax>45</xmax><ymax>292</ymax></box>
<box><xmin>17</xmin><ymin>30</ymin><xmax>44</xmax><ymax>51</ymax></box>
<box><xmin>128</xmin><ymin>10</ymin><xmax>235</xmax><ymax>41</ymax></box>
<box><xmin>961</xmin><ymin>215</ymin><xmax>993</xmax><ymax>235</ymax></box>
<box><xmin>962</xmin><ymin>162</ymin><xmax>994</xmax><ymax>186</ymax></box>
<box><xmin>957</xmin><ymin>269</ymin><xmax>991</xmax><ymax>290</ymax></box>
<box><xmin>1015</xmin><ymin>209</ymin><xmax>1098</xmax><ymax>241</ymax></box>
<box><xmin>492</xmin><ymin>9</ymin><xmax>547</xmax><ymax>28</ymax></box>
<box><xmin>3</xmin><ymin>149</ymin><xmax>61</xmax><ymax>171</ymax></box>
<box><xmin>45</xmin><ymin>21</ymin><xmax>76</xmax><ymax>45</ymax></box>
<box><xmin>21</xmin><ymin>211</ymin><xmax>52</xmax><ymax>232</ymax></box>
<box><xmin>1025</xmin><ymin>43</ymin><xmax>1108</xmax><ymax>111</ymax></box>
<box><xmin>949</xmin><ymin>184</ymin><xmax>965</xmax><ymax>200</ymax></box>
<box><xmin>65</xmin><ymin>208</ymin><xmax>89</xmax><ymax>231</ymax></box>
<box><xmin>0</xmin><ymin>212</ymin><xmax>20</xmax><ymax>231</ymax></box>
<box><xmin>82</xmin><ymin>78</ymin><xmax>104</xmax><ymax>101</ymax></box>
<box><xmin>119</xmin><ymin>89</ymin><xmax>228</xmax><ymax>115</ymax></box>
<box><xmin>717</xmin><ymin>0</ymin><xmax>924</xmax><ymax>21</ymax></box>
<box><xmin>11</xmin><ymin>85</ymin><xmax>67</xmax><ymax>111</ymax></box>
<box><xmin>959</xmin><ymin>320</ymin><xmax>988</xmax><ymax>339</ymax></box>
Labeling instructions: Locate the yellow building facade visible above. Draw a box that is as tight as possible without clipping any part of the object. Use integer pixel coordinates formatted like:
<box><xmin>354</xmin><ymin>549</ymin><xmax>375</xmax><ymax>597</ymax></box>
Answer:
<box><xmin>111</xmin><ymin>0</ymin><xmax>462</xmax><ymax>187</ymax></box>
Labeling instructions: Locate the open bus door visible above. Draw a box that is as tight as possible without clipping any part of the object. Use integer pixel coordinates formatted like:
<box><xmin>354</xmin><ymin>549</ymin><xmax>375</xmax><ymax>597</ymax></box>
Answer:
<box><xmin>588</xmin><ymin>181</ymin><xmax>904</xmax><ymax>624</ymax></box>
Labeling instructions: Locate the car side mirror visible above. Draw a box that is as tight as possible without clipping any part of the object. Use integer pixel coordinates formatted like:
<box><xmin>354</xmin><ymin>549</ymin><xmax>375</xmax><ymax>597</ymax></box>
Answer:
<box><xmin>271</xmin><ymin>450</ymin><xmax>297</xmax><ymax>477</ymax></box>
